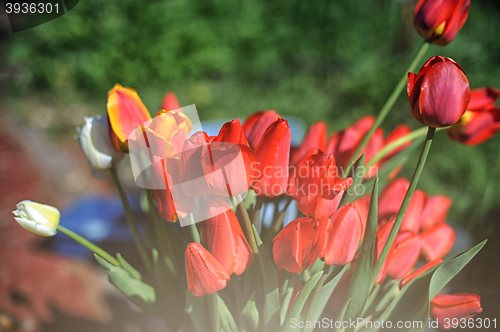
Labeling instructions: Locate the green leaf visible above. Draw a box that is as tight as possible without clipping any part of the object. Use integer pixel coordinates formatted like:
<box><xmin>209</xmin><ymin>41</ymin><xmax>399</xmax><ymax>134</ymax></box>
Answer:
<box><xmin>95</xmin><ymin>255</ymin><xmax>156</xmax><ymax>303</ymax></box>
<box><xmin>334</xmin><ymin>298</ymin><xmax>352</xmax><ymax>332</ymax></box>
<box><xmin>360</xmin><ymin>240</ymin><xmax>486</xmax><ymax>332</ymax></box>
<box><xmin>345</xmin><ymin>179</ymin><xmax>378</xmax><ymax>324</ymax></box>
<box><xmin>252</xmin><ymin>225</ymin><xmax>280</xmax><ymax>331</ymax></box>
<box><xmin>241</xmin><ymin>292</ymin><xmax>259</xmax><ymax>330</ymax></box>
<box><xmin>281</xmin><ymin>271</ymin><xmax>324</xmax><ymax>332</ymax></box>
<box><xmin>340</xmin><ymin>154</ymin><xmax>365</xmax><ymax>206</ymax></box>
<box><xmin>302</xmin><ymin>265</ymin><xmax>349</xmax><ymax>332</ymax></box>
<box><xmin>116</xmin><ymin>253</ymin><xmax>142</xmax><ymax>280</ymax></box>
<box><xmin>218</xmin><ymin>294</ymin><xmax>241</xmax><ymax>332</ymax></box>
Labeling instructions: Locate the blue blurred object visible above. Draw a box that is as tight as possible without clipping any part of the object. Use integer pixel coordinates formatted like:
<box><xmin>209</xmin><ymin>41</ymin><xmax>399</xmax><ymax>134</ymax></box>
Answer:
<box><xmin>54</xmin><ymin>194</ymin><xmax>144</xmax><ymax>258</ymax></box>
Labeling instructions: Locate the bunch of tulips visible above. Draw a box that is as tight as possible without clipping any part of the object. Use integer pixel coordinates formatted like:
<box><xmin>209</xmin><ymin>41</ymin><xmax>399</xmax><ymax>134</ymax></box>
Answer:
<box><xmin>12</xmin><ymin>0</ymin><xmax>500</xmax><ymax>331</ymax></box>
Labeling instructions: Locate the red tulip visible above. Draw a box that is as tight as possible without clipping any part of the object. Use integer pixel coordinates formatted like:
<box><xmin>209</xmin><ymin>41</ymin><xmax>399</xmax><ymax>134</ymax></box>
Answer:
<box><xmin>378</xmin><ymin>178</ymin><xmax>410</xmax><ymax>222</ymax></box>
<box><xmin>272</xmin><ymin>217</ymin><xmax>322</xmax><ymax>273</ymax></box>
<box><xmin>400</xmin><ymin>189</ymin><xmax>427</xmax><ymax>234</ymax></box>
<box><xmin>401</xmin><ymin>258</ymin><xmax>442</xmax><ymax>288</ymax></box>
<box><xmin>446</xmin><ymin>108</ymin><xmax>500</xmax><ymax>146</ymax></box>
<box><xmin>242</xmin><ymin>110</ymin><xmax>281</xmax><ymax>150</ymax></box>
<box><xmin>467</xmin><ymin>87</ymin><xmax>499</xmax><ymax>111</ymax></box>
<box><xmin>408</xmin><ymin>56</ymin><xmax>471</xmax><ymax>128</ymax></box>
<box><xmin>419</xmin><ymin>195</ymin><xmax>452</xmax><ymax>230</ymax></box>
<box><xmin>185</xmin><ymin>242</ymin><xmax>230</xmax><ymax>297</ymax></box>
<box><xmin>431</xmin><ymin>294</ymin><xmax>482</xmax><ymax>329</ymax></box>
<box><xmin>253</xmin><ymin>119</ymin><xmax>291</xmax><ymax>197</ymax></box>
<box><xmin>420</xmin><ymin>222</ymin><xmax>456</xmax><ymax>261</ymax></box>
<box><xmin>203</xmin><ymin>196</ymin><xmax>253</xmax><ymax>275</ymax></box>
<box><xmin>161</xmin><ymin>92</ymin><xmax>181</xmax><ymax>112</ymax></box>
<box><xmin>107</xmin><ymin>84</ymin><xmax>152</xmax><ymax>152</ymax></box>
<box><xmin>353</xmin><ymin>195</ymin><xmax>370</xmax><ymax>238</ymax></box>
<box><xmin>318</xmin><ymin>204</ymin><xmax>362</xmax><ymax>266</ymax></box>
<box><xmin>374</xmin><ymin>219</ymin><xmax>397</xmax><ymax>284</ymax></box>
<box><xmin>326</xmin><ymin>116</ymin><xmax>375</xmax><ymax>168</ymax></box>
<box><xmin>413</xmin><ymin>0</ymin><xmax>470</xmax><ymax>46</ymax></box>
<box><xmin>202</xmin><ymin>120</ymin><xmax>256</xmax><ymax>197</ymax></box>
<box><xmin>293</xmin><ymin>153</ymin><xmax>353</xmax><ymax>218</ymax></box>
<box><xmin>290</xmin><ymin>121</ymin><xmax>327</xmax><ymax>166</ymax></box>
<box><xmin>386</xmin><ymin>232</ymin><xmax>420</xmax><ymax>279</ymax></box>
<box><xmin>382</xmin><ymin>125</ymin><xmax>413</xmax><ymax>161</ymax></box>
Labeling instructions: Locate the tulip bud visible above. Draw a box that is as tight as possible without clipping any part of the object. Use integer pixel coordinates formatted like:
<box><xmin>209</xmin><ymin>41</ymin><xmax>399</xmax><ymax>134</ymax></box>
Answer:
<box><xmin>420</xmin><ymin>222</ymin><xmax>456</xmax><ymax>261</ymax></box>
<box><xmin>290</xmin><ymin>121</ymin><xmax>327</xmax><ymax>166</ymax></box>
<box><xmin>12</xmin><ymin>200</ymin><xmax>60</xmax><ymax>237</ymax></box>
<box><xmin>413</xmin><ymin>0</ymin><xmax>470</xmax><ymax>46</ymax></box>
<box><xmin>185</xmin><ymin>242</ymin><xmax>230</xmax><ymax>297</ymax></box>
<box><xmin>76</xmin><ymin>116</ymin><xmax>123</xmax><ymax>180</ymax></box>
<box><xmin>203</xmin><ymin>196</ymin><xmax>253</xmax><ymax>275</ymax></box>
<box><xmin>401</xmin><ymin>258</ymin><xmax>442</xmax><ymax>288</ymax></box>
<box><xmin>431</xmin><ymin>294</ymin><xmax>482</xmax><ymax>330</ymax></box>
<box><xmin>294</xmin><ymin>153</ymin><xmax>353</xmax><ymax>218</ymax></box>
<box><xmin>386</xmin><ymin>232</ymin><xmax>420</xmax><ymax>280</ymax></box>
<box><xmin>408</xmin><ymin>56</ymin><xmax>471</xmax><ymax>128</ymax></box>
<box><xmin>161</xmin><ymin>92</ymin><xmax>181</xmax><ymax>112</ymax></box>
<box><xmin>319</xmin><ymin>204</ymin><xmax>362</xmax><ymax>266</ymax></box>
<box><xmin>253</xmin><ymin>119</ymin><xmax>291</xmax><ymax>197</ymax></box>
<box><xmin>107</xmin><ymin>84</ymin><xmax>152</xmax><ymax>152</ymax></box>
<box><xmin>419</xmin><ymin>195</ymin><xmax>452</xmax><ymax>230</ymax></box>
<box><xmin>242</xmin><ymin>110</ymin><xmax>281</xmax><ymax>150</ymax></box>
<box><xmin>272</xmin><ymin>217</ymin><xmax>322</xmax><ymax>273</ymax></box>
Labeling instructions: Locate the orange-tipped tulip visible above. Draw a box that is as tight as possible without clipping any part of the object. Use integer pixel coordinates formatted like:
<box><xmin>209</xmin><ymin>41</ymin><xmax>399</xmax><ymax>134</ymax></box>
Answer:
<box><xmin>414</xmin><ymin>0</ymin><xmax>470</xmax><ymax>46</ymax></box>
<box><xmin>431</xmin><ymin>294</ymin><xmax>482</xmax><ymax>329</ymax></box>
<box><xmin>272</xmin><ymin>217</ymin><xmax>322</xmax><ymax>273</ymax></box>
<box><xmin>185</xmin><ymin>242</ymin><xmax>230</xmax><ymax>297</ymax></box>
<box><xmin>107</xmin><ymin>84</ymin><xmax>152</xmax><ymax>152</ymax></box>
<box><xmin>408</xmin><ymin>56</ymin><xmax>470</xmax><ymax>128</ymax></box>
<box><xmin>420</xmin><ymin>222</ymin><xmax>456</xmax><ymax>261</ymax></box>
<box><xmin>290</xmin><ymin>121</ymin><xmax>327</xmax><ymax>166</ymax></box>
<box><xmin>203</xmin><ymin>196</ymin><xmax>253</xmax><ymax>275</ymax></box>
<box><xmin>319</xmin><ymin>204</ymin><xmax>362</xmax><ymax>266</ymax></box>
<box><xmin>253</xmin><ymin>119</ymin><xmax>291</xmax><ymax>197</ymax></box>
<box><xmin>386</xmin><ymin>232</ymin><xmax>420</xmax><ymax>279</ymax></box>
<box><xmin>401</xmin><ymin>258</ymin><xmax>442</xmax><ymax>288</ymax></box>
<box><xmin>242</xmin><ymin>110</ymin><xmax>281</xmax><ymax>150</ymax></box>
<box><xmin>419</xmin><ymin>195</ymin><xmax>452</xmax><ymax>230</ymax></box>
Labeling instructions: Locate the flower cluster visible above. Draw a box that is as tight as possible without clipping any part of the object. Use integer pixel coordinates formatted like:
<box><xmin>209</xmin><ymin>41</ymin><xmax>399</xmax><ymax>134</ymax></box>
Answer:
<box><xmin>12</xmin><ymin>1</ymin><xmax>496</xmax><ymax>331</ymax></box>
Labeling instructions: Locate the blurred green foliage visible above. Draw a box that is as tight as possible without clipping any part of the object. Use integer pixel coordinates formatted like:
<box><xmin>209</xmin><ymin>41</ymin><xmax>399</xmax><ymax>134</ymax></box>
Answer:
<box><xmin>2</xmin><ymin>0</ymin><xmax>500</xmax><ymax>230</ymax></box>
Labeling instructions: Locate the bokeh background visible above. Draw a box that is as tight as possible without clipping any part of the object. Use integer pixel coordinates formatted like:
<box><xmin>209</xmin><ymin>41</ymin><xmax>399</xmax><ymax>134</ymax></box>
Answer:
<box><xmin>0</xmin><ymin>0</ymin><xmax>499</xmax><ymax>331</ymax></box>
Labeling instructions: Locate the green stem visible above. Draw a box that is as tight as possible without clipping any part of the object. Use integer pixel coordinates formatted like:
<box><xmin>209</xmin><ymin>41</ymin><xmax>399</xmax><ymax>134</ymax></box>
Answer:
<box><xmin>304</xmin><ymin>265</ymin><xmax>329</xmax><ymax>323</ymax></box>
<box><xmin>345</xmin><ymin>41</ymin><xmax>430</xmax><ymax>174</ymax></box>
<box><xmin>252</xmin><ymin>195</ymin><xmax>264</xmax><ymax>228</ymax></box>
<box><xmin>57</xmin><ymin>225</ymin><xmax>120</xmax><ymax>267</ymax></box>
<box><xmin>237</xmin><ymin>195</ymin><xmax>259</xmax><ymax>253</ymax></box>
<box><xmin>371</xmin><ymin>127</ymin><xmax>436</xmax><ymax>285</ymax></box>
<box><xmin>147</xmin><ymin>190</ymin><xmax>178</xmax><ymax>277</ymax></box>
<box><xmin>185</xmin><ymin>214</ymin><xmax>201</xmax><ymax>243</ymax></box>
<box><xmin>110</xmin><ymin>164</ymin><xmax>152</xmax><ymax>273</ymax></box>
<box><xmin>209</xmin><ymin>293</ymin><xmax>220</xmax><ymax>332</ymax></box>
<box><xmin>366</xmin><ymin>127</ymin><xmax>444</xmax><ymax>168</ymax></box>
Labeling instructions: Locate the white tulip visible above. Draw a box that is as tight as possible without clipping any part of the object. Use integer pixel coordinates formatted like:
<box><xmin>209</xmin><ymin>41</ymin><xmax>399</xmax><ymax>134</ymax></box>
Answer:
<box><xmin>77</xmin><ymin>116</ymin><xmax>123</xmax><ymax>179</ymax></box>
<box><xmin>13</xmin><ymin>200</ymin><xmax>60</xmax><ymax>237</ymax></box>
